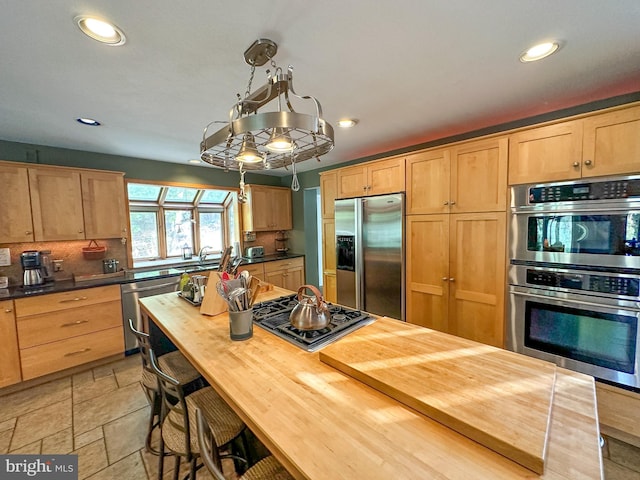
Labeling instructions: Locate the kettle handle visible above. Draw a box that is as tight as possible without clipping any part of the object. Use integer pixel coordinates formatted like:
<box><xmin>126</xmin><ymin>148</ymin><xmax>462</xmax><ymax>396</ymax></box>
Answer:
<box><xmin>296</xmin><ymin>284</ymin><xmax>325</xmax><ymax>309</ymax></box>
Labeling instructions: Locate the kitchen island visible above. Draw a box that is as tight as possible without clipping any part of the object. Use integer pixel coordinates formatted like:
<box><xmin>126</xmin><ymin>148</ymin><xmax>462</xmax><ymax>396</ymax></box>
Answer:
<box><xmin>139</xmin><ymin>287</ymin><xmax>603</xmax><ymax>480</ymax></box>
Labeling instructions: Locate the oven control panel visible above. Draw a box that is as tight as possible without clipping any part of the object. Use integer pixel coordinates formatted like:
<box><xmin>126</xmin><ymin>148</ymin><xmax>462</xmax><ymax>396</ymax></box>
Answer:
<box><xmin>528</xmin><ymin>178</ymin><xmax>640</xmax><ymax>203</ymax></box>
<box><xmin>526</xmin><ymin>269</ymin><xmax>640</xmax><ymax>297</ymax></box>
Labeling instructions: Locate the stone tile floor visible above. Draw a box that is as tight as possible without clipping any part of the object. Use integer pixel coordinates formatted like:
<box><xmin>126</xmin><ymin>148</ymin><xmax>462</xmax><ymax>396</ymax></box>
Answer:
<box><xmin>1</xmin><ymin>354</ymin><xmax>639</xmax><ymax>479</ymax></box>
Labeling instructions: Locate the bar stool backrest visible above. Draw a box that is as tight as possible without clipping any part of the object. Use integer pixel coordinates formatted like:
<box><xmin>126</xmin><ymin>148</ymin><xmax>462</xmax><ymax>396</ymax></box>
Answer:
<box><xmin>195</xmin><ymin>407</ymin><xmax>226</xmax><ymax>480</ymax></box>
<box><xmin>148</xmin><ymin>349</ymin><xmax>192</xmax><ymax>457</ymax></box>
<box><xmin>127</xmin><ymin>318</ymin><xmax>155</xmax><ymax>379</ymax></box>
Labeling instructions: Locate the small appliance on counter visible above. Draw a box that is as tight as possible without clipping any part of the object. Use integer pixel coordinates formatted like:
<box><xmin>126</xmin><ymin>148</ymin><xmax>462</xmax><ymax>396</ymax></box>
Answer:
<box><xmin>20</xmin><ymin>250</ymin><xmax>45</xmax><ymax>287</ymax></box>
<box><xmin>245</xmin><ymin>246</ymin><xmax>264</xmax><ymax>259</ymax></box>
<box><xmin>39</xmin><ymin>249</ymin><xmax>54</xmax><ymax>282</ymax></box>
<box><xmin>102</xmin><ymin>258</ymin><xmax>120</xmax><ymax>274</ymax></box>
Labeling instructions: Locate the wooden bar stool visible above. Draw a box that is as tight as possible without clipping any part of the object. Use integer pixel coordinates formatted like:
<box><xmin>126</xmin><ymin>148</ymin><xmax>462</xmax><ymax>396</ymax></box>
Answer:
<box><xmin>149</xmin><ymin>349</ymin><xmax>248</xmax><ymax>480</ymax></box>
<box><xmin>128</xmin><ymin>318</ymin><xmax>203</xmax><ymax>455</ymax></box>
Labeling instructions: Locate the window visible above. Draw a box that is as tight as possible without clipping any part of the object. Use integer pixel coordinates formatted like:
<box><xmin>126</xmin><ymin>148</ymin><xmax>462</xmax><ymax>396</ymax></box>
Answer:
<box><xmin>127</xmin><ymin>182</ymin><xmax>239</xmax><ymax>265</ymax></box>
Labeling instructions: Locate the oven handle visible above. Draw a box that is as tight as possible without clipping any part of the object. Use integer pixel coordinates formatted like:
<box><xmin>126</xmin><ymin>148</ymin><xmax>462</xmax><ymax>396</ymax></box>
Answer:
<box><xmin>509</xmin><ymin>286</ymin><xmax>640</xmax><ymax>312</ymax></box>
<box><xmin>512</xmin><ymin>205</ymin><xmax>640</xmax><ymax>214</ymax></box>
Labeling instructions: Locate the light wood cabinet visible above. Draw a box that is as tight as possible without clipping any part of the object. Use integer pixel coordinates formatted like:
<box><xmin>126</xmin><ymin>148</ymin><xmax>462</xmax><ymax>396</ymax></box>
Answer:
<box><xmin>337</xmin><ymin>157</ymin><xmax>405</xmax><ymax>199</ymax></box>
<box><xmin>263</xmin><ymin>257</ymin><xmax>305</xmax><ymax>291</ymax></box>
<box><xmin>242</xmin><ymin>185</ymin><xmax>292</xmax><ymax>232</ymax></box>
<box><xmin>15</xmin><ymin>285</ymin><xmax>124</xmax><ymax>380</ymax></box>
<box><xmin>319</xmin><ymin>171</ymin><xmax>338</xmax><ymax>302</ymax></box>
<box><xmin>406</xmin><ymin>137</ymin><xmax>508</xmax><ymax>215</ymax></box>
<box><xmin>29</xmin><ymin>166</ymin><xmax>85</xmax><ymax>241</ymax></box>
<box><xmin>406</xmin><ymin>213</ymin><xmax>506</xmax><ymax>348</ymax></box>
<box><xmin>81</xmin><ymin>171</ymin><xmax>128</xmax><ymax>239</ymax></box>
<box><xmin>237</xmin><ymin>263</ymin><xmax>264</xmax><ymax>280</ymax></box>
<box><xmin>596</xmin><ymin>382</ymin><xmax>640</xmax><ymax>447</ymax></box>
<box><xmin>0</xmin><ymin>164</ymin><xmax>35</xmax><ymax>243</ymax></box>
<box><xmin>508</xmin><ymin>105</ymin><xmax>640</xmax><ymax>185</ymax></box>
<box><xmin>0</xmin><ymin>300</ymin><xmax>22</xmax><ymax>387</ymax></box>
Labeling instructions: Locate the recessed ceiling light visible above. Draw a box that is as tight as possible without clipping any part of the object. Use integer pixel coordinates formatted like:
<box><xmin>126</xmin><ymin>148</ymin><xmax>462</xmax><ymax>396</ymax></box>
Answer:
<box><xmin>76</xmin><ymin>118</ymin><xmax>101</xmax><ymax>126</ymax></box>
<box><xmin>337</xmin><ymin>119</ymin><xmax>358</xmax><ymax>128</ymax></box>
<box><xmin>74</xmin><ymin>15</ymin><xmax>126</xmax><ymax>46</ymax></box>
<box><xmin>519</xmin><ymin>42</ymin><xmax>559</xmax><ymax>62</ymax></box>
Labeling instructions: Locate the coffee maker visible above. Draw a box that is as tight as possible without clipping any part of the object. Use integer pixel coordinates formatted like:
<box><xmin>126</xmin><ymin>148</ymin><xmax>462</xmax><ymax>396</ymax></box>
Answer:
<box><xmin>20</xmin><ymin>250</ymin><xmax>44</xmax><ymax>287</ymax></box>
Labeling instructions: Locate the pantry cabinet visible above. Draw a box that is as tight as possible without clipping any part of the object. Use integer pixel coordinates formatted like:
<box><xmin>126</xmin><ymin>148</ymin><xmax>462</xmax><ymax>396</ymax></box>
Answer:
<box><xmin>0</xmin><ymin>300</ymin><xmax>21</xmax><ymax>387</ymax></box>
<box><xmin>263</xmin><ymin>257</ymin><xmax>305</xmax><ymax>291</ymax></box>
<box><xmin>0</xmin><ymin>164</ymin><xmax>35</xmax><ymax>243</ymax></box>
<box><xmin>336</xmin><ymin>157</ymin><xmax>405</xmax><ymax>199</ymax></box>
<box><xmin>242</xmin><ymin>185</ymin><xmax>292</xmax><ymax>232</ymax></box>
<box><xmin>15</xmin><ymin>285</ymin><xmax>123</xmax><ymax>380</ymax></box>
<box><xmin>406</xmin><ymin>137</ymin><xmax>508</xmax><ymax>215</ymax></box>
<box><xmin>319</xmin><ymin>171</ymin><xmax>338</xmax><ymax>302</ymax></box>
<box><xmin>508</xmin><ymin>105</ymin><xmax>640</xmax><ymax>185</ymax></box>
<box><xmin>406</xmin><ymin>213</ymin><xmax>506</xmax><ymax>347</ymax></box>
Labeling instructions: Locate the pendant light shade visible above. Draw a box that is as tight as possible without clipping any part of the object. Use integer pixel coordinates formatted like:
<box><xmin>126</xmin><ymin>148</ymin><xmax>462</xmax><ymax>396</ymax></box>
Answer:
<box><xmin>265</xmin><ymin>127</ymin><xmax>294</xmax><ymax>152</ymax></box>
<box><xmin>235</xmin><ymin>133</ymin><xmax>262</xmax><ymax>163</ymax></box>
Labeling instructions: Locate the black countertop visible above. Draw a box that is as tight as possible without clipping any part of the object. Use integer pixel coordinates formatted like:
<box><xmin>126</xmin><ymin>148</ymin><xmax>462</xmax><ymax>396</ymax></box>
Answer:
<box><xmin>0</xmin><ymin>253</ymin><xmax>304</xmax><ymax>300</ymax></box>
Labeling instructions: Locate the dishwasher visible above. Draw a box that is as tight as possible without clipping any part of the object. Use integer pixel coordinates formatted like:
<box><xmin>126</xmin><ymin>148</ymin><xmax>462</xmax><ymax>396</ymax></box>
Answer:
<box><xmin>121</xmin><ymin>275</ymin><xmax>181</xmax><ymax>354</ymax></box>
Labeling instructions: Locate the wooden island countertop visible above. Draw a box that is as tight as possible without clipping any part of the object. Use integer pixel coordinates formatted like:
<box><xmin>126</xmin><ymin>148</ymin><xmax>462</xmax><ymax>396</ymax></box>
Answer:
<box><xmin>139</xmin><ymin>287</ymin><xmax>603</xmax><ymax>480</ymax></box>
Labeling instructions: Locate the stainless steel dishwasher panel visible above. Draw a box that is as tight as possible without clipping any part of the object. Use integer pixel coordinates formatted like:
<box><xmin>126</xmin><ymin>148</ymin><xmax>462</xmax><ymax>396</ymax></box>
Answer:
<box><xmin>120</xmin><ymin>277</ymin><xmax>180</xmax><ymax>353</ymax></box>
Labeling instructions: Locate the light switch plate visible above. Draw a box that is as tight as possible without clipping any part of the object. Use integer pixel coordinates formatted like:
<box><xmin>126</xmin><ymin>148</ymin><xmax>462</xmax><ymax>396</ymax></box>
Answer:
<box><xmin>0</xmin><ymin>248</ymin><xmax>10</xmax><ymax>266</ymax></box>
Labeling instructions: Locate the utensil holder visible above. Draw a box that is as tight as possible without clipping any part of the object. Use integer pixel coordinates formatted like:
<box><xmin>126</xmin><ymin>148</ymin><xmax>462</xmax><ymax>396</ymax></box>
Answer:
<box><xmin>229</xmin><ymin>308</ymin><xmax>253</xmax><ymax>341</ymax></box>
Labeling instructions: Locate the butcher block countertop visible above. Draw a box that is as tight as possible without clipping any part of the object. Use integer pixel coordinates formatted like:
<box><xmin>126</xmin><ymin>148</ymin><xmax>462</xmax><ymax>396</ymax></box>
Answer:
<box><xmin>139</xmin><ymin>287</ymin><xmax>603</xmax><ymax>480</ymax></box>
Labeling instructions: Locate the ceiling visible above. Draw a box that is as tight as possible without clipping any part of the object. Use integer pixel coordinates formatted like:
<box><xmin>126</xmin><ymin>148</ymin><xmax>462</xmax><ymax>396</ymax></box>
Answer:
<box><xmin>1</xmin><ymin>1</ymin><xmax>639</xmax><ymax>176</ymax></box>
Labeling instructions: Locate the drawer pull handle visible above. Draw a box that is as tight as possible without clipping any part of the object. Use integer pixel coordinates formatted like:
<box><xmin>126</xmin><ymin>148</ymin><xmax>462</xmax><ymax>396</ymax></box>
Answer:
<box><xmin>59</xmin><ymin>296</ymin><xmax>88</xmax><ymax>303</ymax></box>
<box><xmin>64</xmin><ymin>348</ymin><xmax>91</xmax><ymax>357</ymax></box>
<box><xmin>61</xmin><ymin>320</ymin><xmax>89</xmax><ymax>327</ymax></box>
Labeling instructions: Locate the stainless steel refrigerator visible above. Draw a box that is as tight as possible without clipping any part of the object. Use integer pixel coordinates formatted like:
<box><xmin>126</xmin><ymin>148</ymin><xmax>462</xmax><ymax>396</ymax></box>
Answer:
<box><xmin>335</xmin><ymin>193</ymin><xmax>404</xmax><ymax>320</ymax></box>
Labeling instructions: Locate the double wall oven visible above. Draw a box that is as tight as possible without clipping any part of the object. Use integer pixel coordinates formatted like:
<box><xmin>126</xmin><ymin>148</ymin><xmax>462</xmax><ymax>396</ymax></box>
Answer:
<box><xmin>507</xmin><ymin>175</ymin><xmax>640</xmax><ymax>389</ymax></box>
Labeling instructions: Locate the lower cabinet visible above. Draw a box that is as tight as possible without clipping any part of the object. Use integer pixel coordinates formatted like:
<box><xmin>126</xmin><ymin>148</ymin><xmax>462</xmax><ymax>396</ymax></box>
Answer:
<box><xmin>0</xmin><ymin>300</ymin><xmax>22</xmax><ymax>387</ymax></box>
<box><xmin>15</xmin><ymin>285</ymin><xmax>124</xmax><ymax>380</ymax></box>
<box><xmin>237</xmin><ymin>263</ymin><xmax>265</xmax><ymax>280</ymax></box>
<box><xmin>264</xmin><ymin>257</ymin><xmax>305</xmax><ymax>291</ymax></box>
<box><xmin>323</xmin><ymin>273</ymin><xmax>337</xmax><ymax>303</ymax></box>
<box><xmin>406</xmin><ymin>213</ymin><xmax>506</xmax><ymax>347</ymax></box>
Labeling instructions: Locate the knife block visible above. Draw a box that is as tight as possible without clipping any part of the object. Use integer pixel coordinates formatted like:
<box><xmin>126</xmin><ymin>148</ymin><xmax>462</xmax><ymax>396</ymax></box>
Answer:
<box><xmin>199</xmin><ymin>272</ymin><xmax>228</xmax><ymax>316</ymax></box>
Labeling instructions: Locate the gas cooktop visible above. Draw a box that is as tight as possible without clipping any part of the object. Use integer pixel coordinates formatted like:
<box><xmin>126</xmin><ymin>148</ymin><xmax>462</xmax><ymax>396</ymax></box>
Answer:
<box><xmin>252</xmin><ymin>294</ymin><xmax>375</xmax><ymax>352</ymax></box>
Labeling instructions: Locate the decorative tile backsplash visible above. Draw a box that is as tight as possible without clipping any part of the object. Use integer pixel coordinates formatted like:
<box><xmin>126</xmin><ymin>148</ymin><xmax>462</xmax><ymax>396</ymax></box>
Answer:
<box><xmin>0</xmin><ymin>239</ymin><xmax>128</xmax><ymax>286</ymax></box>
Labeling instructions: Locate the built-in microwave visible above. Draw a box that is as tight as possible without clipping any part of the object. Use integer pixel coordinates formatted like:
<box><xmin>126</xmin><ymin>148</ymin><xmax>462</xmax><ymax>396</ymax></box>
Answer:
<box><xmin>511</xmin><ymin>175</ymin><xmax>640</xmax><ymax>270</ymax></box>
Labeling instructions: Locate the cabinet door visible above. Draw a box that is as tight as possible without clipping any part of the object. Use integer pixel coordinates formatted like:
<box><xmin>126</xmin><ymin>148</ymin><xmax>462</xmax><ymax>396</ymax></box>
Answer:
<box><xmin>337</xmin><ymin>165</ymin><xmax>367</xmax><ymax>198</ymax></box>
<box><xmin>81</xmin><ymin>171</ymin><xmax>127</xmax><ymax>238</ymax></box>
<box><xmin>447</xmin><ymin>212</ymin><xmax>506</xmax><ymax>347</ymax></box>
<box><xmin>0</xmin><ymin>164</ymin><xmax>35</xmax><ymax>242</ymax></box>
<box><xmin>367</xmin><ymin>157</ymin><xmax>405</xmax><ymax>196</ymax></box>
<box><xmin>450</xmin><ymin>137</ymin><xmax>508</xmax><ymax>213</ymax></box>
<box><xmin>405</xmin><ymin>215</ymin><xmax>449</xmax><ymax>332</ymax></box>
<box><xmin>319</xmin><ymin>171</ymin><xmax>338</xmax><ymax>219</ymax></box>
<box><xmin>29</xmin><ymin>167</ymin><xmax>85</xmax><ymax>241</ymax></box>
<box><xmin>0</xmin><ymin>300</ymin><xmax>21</xmax><ymax>387</ymax></box>
<box><xmin>248</xmin><ymin>186</ymin><xmax>272</xmax><ymax>231</ymax></box>
<box><xmin>322</xmin><ymin>220</ymin><xmax>336</xmax><ymax>272</ymax></box>
<box><xmin>264</xmin><ymin>269</ymin><xmax>285</xmax><ymax>288</ymax></box>
<box><xmin>508</xmin><ymin>121</ymin><xmax>583</xmax><ymax>185</ymax></box>
<box><xmin>583</xmin><ymin>106</ymin><xmax>640</xmax><ymax>178</ymax></box>
<box><xmin>323</xmin><ymin>273</ymin><xmax>337</xmax><ymax>303</ymax></box>
<box><xmin>237</xmin><ymin>264</ymin><xmax>264</xmax><ymax>280</ymax></box>
<box><xmin>283</xmin><ymin>266</ymin><xmax>304</xmax><ymax>291</ymax></box>
<box><xmin>406</xmin><ymin>149</ymin><xmax>450</xmax><ymax>214</ymax></box>
<box><xmin>271</xmin><ymin>187</ymin><xmax>292</xmax><ymax>230</ymax></box>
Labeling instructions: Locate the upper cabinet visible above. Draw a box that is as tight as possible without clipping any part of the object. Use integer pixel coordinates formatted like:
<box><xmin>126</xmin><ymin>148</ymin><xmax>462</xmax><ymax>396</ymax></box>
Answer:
<box><xmin>242</xmin><ymin>185</ymin><xmax>292</xmax><ymax>232</ymax></box>
<box><xmin>0</xmin><ymin>164</ymin><xmax>35</xmax><ymax>243</ymax></box>
<box><xmin>29</xmin><ymin>167</ymin><xmax>86</xmax><ymax>241</ymax></box>
<box><xmin>81</xmin><ymin>171</ymin><xmax>128</xmax><ymax>238</ymax></box>
<box><xmin>337</xmin><ymin>157</ymin><xmax>405</xmax><ymax>199</ymax></box>
<box><xmin>508</xmin><ymin>105</ymin><xmax>640</xmax><ymax>185</ymax></box>
<box><xmin>406</xmin><ymin>137</ymin><xmax>508</xmax><ymax>215</ymax></box>
<box><xmin>319</xmin><ymin>171</ymin><xmax>337</xmax><ymax>219</ymax></box>
<box><xmin>0</xmin><ymin>161</ymin><xmax>127</xmax><ymax>242</ymax></box>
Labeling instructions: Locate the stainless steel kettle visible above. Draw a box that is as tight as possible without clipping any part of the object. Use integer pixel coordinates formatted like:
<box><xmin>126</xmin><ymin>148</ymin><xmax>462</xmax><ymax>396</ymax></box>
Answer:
<box><xmin>289</xmin><ymin>285</ymin><xmax>331</xmax><ymax>330</ymax></box>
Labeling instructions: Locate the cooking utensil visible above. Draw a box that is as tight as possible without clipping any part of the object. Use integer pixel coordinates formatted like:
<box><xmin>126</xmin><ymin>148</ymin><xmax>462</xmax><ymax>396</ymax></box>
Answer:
<box><xmin>218</xmin><ymin>246</ymin><xmax>233</xmax><ymax>272</ymax></box>
<box><xmin>289</xmin><ymin>284</ymin><xmax>330</xmax><ymax>330</ymax></box>
<box><xmin>248</xmin><ymin>276</ymin><xmax>261</xmax><ymax>306</ymax></box>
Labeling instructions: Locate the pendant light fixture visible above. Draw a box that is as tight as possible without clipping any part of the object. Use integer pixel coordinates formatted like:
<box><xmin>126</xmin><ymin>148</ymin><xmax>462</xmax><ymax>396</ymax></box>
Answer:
<box><xmin>200</xmin><ymin>39</ymin><xmax>334</xmax><ymax>176</ymax></box>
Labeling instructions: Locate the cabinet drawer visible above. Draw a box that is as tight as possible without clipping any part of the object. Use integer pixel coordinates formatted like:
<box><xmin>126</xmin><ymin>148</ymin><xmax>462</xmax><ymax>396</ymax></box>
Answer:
<box><xmin>263</xmin><ymin>257</ymin><xmax>304</xmax><ymax>273</ymax></box>
<box><xmin>17</xmin><ymin>300</ymin><xmax>122</xmax><ymax>349</ymax></box>
<box><xmin>238</xmin><ymin>264</ymin><xmax>264</xmax><ymax>278</ymax></box>
<box><xmin>15</xmin><ymin>285</ymin><xmax>121</xmax><ymax>317</ymax></box>
<box><xmin>20</xmin><ymin>326</ymin><xmax>124</xmax><ymax>380</ymax></box>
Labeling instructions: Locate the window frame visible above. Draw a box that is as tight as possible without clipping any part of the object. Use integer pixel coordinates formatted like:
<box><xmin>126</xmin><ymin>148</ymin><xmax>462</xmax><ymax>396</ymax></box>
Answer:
<box><xmin>126</xmin><ymin>179</ymin><xmax>239</xmax><ymax>266</ymax></box>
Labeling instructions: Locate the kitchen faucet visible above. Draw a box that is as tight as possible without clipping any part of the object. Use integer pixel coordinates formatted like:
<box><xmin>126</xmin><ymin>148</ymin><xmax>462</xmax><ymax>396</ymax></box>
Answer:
<box><xmin>198</xmin><ymin>246</ymin><xmax>215</xmax><ymax>263</ymax></box>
